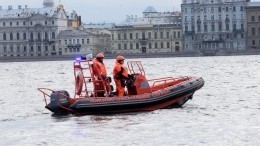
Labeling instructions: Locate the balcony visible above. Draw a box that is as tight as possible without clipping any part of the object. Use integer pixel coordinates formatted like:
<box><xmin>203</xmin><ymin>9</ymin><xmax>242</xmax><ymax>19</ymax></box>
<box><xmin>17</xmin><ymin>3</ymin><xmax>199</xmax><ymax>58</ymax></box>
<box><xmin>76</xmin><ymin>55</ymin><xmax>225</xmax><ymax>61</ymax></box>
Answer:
<box><xmin>185</xmin><ymin>31</ymin><xmax>195</xmax><ymax>35</ymax></box>
<box><xmin>202</xmin><ymin>38</ymin><xmax>224</xmax><ymax>43</ymax></box>
<box><xmin>67</xmin><ymin>44</ymin><xmax>82</xmax><ymax>48</ymax></box>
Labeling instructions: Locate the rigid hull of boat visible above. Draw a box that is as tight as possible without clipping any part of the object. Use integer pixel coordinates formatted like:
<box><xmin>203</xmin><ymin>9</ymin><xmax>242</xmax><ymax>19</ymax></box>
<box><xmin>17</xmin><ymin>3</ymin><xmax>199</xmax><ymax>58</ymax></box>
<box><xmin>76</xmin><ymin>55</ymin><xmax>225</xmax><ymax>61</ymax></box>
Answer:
<box><xmin>68</xmin><ymin>77</ymin><xmax>204</xmax><ymax>114</ymax></box>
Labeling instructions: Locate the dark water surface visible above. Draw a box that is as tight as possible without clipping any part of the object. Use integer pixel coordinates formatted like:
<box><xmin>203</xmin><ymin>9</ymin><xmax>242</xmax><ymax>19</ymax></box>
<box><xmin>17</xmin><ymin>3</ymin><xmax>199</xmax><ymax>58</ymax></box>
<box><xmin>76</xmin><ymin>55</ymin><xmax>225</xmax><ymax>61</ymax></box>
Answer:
<box><xmin>0</xmin><ymin>56</ymin><xmax>259</xmax><ymax>145</ymax></box>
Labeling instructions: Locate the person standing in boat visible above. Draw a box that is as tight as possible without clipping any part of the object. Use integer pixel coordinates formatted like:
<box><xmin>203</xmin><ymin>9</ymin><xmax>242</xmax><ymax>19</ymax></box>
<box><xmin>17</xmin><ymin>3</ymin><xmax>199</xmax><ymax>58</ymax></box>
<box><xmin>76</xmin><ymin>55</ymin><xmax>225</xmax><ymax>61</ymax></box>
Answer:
<box><xmin>113</xmin><ymin>55</ymin><xmax>130</xmax><ymax>96</ymax></box>
<box><xmin>92</xmin><ymin>53</ymin><xmax>111</xmax><ymax>97</ymax></box>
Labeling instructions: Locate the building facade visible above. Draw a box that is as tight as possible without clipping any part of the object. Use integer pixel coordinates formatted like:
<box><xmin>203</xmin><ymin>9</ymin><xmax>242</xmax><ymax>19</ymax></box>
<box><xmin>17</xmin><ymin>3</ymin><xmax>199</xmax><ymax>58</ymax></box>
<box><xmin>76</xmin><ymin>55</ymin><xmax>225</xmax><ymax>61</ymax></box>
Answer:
<box><xmin>58</xmin><ymin>29</ymin><xmax>111</xmax><ymax>55</ymax></box>
<box><xmin>181</xmin><ymin>0</ymin><xmax>248</xmax><ymax>52</ymax></box>
<box><xmin>246</xmin><ymin>2</ymin><xmax>260</xmax><ymax>49</ymax></box>
<box><xmin>110</xmin><ymin>7</ymin><xmax>182</xmax><ymax>53</ymax></box>
<box><xmin>0</xmin><ymin>3</ymin><xmax>68</xmax><ymax>57</ymax></box>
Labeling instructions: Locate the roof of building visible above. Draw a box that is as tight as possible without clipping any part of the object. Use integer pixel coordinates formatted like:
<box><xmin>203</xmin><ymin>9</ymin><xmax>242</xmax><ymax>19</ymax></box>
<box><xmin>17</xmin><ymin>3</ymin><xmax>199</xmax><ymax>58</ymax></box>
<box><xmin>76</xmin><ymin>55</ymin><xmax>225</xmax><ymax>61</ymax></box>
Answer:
<box><xmin>247</xmin><ymin>2</ymin><xmax>260</xmax><ymax>7</ymax></box>
<box><xmin>0</xmin><ymin>7</ymin><xmax>57</xmax><ymax>18</ymax></box>
<box><xmin>58</xmin><ymin>29</ymin><xmax>92</xmax><ymax>37</ymax></box>
<box><xmin>143</xmin><ymin>6</ymin><xmax>158</xmax><ymax>13</ymax></box>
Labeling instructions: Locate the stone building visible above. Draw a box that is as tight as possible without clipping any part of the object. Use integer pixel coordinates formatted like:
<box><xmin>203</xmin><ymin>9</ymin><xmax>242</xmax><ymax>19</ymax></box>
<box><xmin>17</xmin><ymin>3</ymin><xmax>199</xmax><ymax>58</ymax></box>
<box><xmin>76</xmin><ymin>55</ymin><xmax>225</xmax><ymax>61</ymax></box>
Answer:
<box><xmin>246</xmin><ymin>2</ymin><xmax>260</xmax><ymax>49</ymax></box>
<box><xmin>110</xmin><ymin>7</ymin><xmax>182</xmax><ymax>53</ymax></box>
<box><xmin>58</xmin><ymin>29</ymin><xmax>111</xmax><ymax>55</ymax></box>
<box><xmin>0</xmin><ymin>2</ymin><xmax>67</xmax><ymax>57</ymax></box>
<box><xmin>181</xmin><ymin>0</ymin><xmax>248</xmax><ymax>53</ymax></box>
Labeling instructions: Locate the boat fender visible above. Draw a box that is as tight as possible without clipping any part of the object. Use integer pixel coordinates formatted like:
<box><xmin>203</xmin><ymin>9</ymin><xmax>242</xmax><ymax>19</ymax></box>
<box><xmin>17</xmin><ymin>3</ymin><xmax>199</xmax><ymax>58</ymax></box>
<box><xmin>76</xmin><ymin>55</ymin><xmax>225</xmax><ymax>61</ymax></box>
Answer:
<box><xmin>75</xmin><ymin>71</ymin><xmax>84</xmax><ymax>95</ymax></box>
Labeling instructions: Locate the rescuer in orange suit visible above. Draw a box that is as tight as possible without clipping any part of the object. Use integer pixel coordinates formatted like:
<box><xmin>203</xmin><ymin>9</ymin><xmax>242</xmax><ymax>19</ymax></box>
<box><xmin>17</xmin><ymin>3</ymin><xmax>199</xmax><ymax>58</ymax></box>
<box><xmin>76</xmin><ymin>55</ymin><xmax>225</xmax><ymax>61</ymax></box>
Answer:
<box><xmin>113</xmin><ymin>55</ymin><xmax>130</xmax><ymax>96</ymax></box>
<box><xmin>92</xmin><ymin>53</ymin><xmax>111</xmax><ymax>96</ymax></box>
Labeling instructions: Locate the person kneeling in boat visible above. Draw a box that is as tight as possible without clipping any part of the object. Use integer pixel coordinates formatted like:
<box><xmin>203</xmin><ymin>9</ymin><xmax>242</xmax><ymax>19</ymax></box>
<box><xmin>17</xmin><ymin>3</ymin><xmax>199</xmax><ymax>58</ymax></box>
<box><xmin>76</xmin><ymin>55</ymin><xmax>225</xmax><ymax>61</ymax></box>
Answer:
<box><xmin>92</xmin><ymin>53</ymin><xmax>112</xmax><ymax>97</ymax></box>
<box><xmin>113</xmin><ymin>55</ymin><xmax>132</xmax><ymax>96</ymax></box>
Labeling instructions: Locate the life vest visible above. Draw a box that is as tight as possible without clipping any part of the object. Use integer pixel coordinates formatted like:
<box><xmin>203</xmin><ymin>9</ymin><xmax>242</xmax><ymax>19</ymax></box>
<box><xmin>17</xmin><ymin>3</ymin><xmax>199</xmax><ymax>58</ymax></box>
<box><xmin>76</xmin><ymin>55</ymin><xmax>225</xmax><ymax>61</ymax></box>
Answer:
<box><xmin>113</xmin><ymin>61</ymin><xmax>128</xmax><ymax>79</ymax></box>
<box><xmin>93</xmin><ymin>58</ymin><xmax>107</xmax><ymax>77</ymax></box>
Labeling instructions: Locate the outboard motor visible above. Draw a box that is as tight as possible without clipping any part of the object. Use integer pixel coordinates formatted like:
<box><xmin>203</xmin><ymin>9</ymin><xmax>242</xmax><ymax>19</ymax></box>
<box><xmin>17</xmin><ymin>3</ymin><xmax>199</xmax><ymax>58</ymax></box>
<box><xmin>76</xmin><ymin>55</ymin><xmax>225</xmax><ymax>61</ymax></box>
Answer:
<box><xmin>127</xmin><ymin>74</ymin><xmax>150</xmax><ymax>95</ymax></box>
<box><xmin>46</xmin><ymin>90</ymin><xmax>70</xmax><ymax>114</ymax></box>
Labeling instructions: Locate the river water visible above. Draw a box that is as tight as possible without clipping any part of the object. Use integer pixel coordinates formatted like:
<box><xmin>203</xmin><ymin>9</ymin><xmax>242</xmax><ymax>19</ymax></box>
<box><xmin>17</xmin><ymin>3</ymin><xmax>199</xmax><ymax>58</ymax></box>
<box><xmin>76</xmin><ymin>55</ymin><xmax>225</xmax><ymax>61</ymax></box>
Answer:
<box><xmin>0</xmin><ymin>55</ymin><xmax>259</xmax><ymax>146</ymax></box>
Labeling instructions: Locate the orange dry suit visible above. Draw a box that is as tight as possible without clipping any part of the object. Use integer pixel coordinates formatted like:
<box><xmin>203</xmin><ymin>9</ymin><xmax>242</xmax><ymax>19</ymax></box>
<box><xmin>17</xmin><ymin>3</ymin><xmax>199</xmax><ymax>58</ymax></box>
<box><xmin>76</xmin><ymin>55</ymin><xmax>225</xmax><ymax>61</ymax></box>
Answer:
<box><xmin>113</xmin><ymin>61</ymin><xmax>129</xmax><ymax>96</ymax></box>
<box><xmin>92</xmin><ymin>58</ymin><xmax>110</xmax><ymax>96</ymax></box>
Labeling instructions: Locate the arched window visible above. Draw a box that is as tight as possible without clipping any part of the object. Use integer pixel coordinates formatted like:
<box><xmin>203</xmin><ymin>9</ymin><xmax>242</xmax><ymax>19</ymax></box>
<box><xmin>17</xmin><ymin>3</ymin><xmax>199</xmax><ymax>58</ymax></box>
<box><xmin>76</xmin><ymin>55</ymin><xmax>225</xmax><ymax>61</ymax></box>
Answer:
<box><xmin>45</xmin><ymin>32</ymin><xmax>48</xmax><ymax>40</ymax></box>
<box><xmin>38</xmin><ymin>32</ymin><xmax>41</xmax><ymax>40</ymax></box>
<box><xmin>30</xmin><ymin>32</ymin><xmax>33</xmax><ymax>40</ymax></box>
<box><xmin>23</xmin><ymin>33</ymin><xmax>26</xmax><ymax>40</ymax></box>
<box><xmin>3</xmin><ymin>33</ymin><xmax>6</xmax><ymax>40</ymax></box>
<box><xmin>52</xmin><ymin>32</ymin><xmax>55</xmax><ymax>39</ymax></box>
<box><xmin>10</xmin><ymin>33</ymin><xmax>13</xmax><ymax>40</ymax></box>
<box><xmin>17</xmin><ymin>33</ymin><xmax>20</xmax><ymax>40</ymax></box>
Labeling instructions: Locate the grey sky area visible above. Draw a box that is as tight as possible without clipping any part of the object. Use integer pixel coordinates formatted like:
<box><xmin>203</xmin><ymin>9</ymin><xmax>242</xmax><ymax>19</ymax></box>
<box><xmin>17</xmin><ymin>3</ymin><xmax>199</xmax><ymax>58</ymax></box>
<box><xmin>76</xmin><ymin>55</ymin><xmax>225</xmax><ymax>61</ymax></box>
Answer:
<box><xmin>0</xmin><ymin>0</ymin><xmax>182</xmax><ymax>23</ymax></box>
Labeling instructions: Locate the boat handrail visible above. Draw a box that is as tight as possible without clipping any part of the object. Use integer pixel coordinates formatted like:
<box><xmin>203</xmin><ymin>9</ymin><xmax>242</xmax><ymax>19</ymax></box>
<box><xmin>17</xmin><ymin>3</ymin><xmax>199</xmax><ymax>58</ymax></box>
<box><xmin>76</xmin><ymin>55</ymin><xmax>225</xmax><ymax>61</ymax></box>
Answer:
<box><xmin>148</xmin><ymin>76</ymin><xmax>190</xmax><ymax>91</ymax></box>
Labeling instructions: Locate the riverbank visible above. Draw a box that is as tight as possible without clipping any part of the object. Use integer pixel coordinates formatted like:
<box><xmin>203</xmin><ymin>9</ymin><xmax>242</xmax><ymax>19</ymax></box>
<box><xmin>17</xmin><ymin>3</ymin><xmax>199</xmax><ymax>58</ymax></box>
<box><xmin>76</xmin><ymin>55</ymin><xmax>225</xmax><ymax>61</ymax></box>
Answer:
<box><xmin>1</xmin><ymin>49</ymin><xmax>260</xmax><ymax>62</ymax></box>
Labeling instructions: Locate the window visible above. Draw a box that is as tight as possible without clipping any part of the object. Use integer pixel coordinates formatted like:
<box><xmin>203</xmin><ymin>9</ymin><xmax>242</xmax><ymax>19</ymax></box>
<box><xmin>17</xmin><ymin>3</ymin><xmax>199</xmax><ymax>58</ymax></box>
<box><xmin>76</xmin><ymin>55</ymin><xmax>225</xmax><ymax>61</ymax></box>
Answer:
<box><xmin>148</xmin><ymin>32</ymin><xmax>151</xmax><ymax>39</ymax></box>
<box><xmin>10</xmin><ymin>33</ymin><xmax>13</xmax><ymax>40</ymax></box>
<box><xmin>52</xmin><ymin>21</ymin><xmax>54</xmax><ymax>25</ymax></box>
<box><xmin>65</xmin><ymin>40</ymin><xmax>67</xmax><ymax>45</ymax></box>
<box><xmin>185</xmin><ymin>25</ymin><xmax>188</xmax><ymax>31</ymax></box>
<box><xmin>226</xmin><ymin>23</ymin><xmax>229</xmax><ymax>31</ymax></box>
<box><xmin>240</xmin><ymin>6</ymin><xmax>244</xmax><ymax>11</ymax></box>
<box><xmin>136</xmin><ymin>33</ymin><xmax>139</xmax><ymax>39</ymax></box>
<box><xmin>155</xmin><ymin>42</ymin><xmax>158</xmax><ymax>49</ymax></box>
<box><xmin>258</xmin><ymin>16</ymin><xmax>260</xmax><ymax>21</ymax></box>
<box><xmin>3</xmin><ymin>22</ymin><xmax>5</xmax><ymax>26</ymax></box>
<box><xmin>161</xmin><ymin>42</ymin><xmax>164</xmax><ymax>48</ymax></box>
<box><xmin>112</xmin><ymin>34</ymin><xmax>114</xmax><ymax>40</ymax></box>
<box><xmin>166</xmin><ymin>32</ymin><xmax>170</xmax><ymax>39</ymax></box>
<box><xmin>173</xmin><ymin>31</ymin><xmax>176</xmax><ymax>38</ymax></box>
<box><xmin>226</xmin><ymin>7</ymin><xmax>229</xmax><ymax>12</ymax></box>
<box><xmin>23</xmin><ymin>21</ymin><xmax>25</xmax><ymax>26</ymax></box>
<box><xmin>218</xmin><ymin>23</ymin><xmax>222</xmax><ymax>31</ymax></box>
<box><xmin>45</xmin><ymin>32</ymin><xmax>48</xmax><ymax>40</ymax></box>
<box><xmin>149</xmin><ymin>43</ymin><xmax>152</xmax><ymax>49</ymax></box>
<box><xmin>16</xmin><ymin>22</ymin><xmax>19</xmax><ymax>26</ymax></box>
<box><xmin>142</xmin><ymin>32</ymin><xmax>145</xmax><ymax>40</ymax></box>
<box><xmin>10</xmin><ymin>22</ymin><xmax>12</xmax><ymax>26</ymax></box>
<box><xmin>252</xmin><ymin>40</ymin><xmax>256</xmax><ymax>45</ymax></box>
<box><xmin>23</xmin><ymin>33</ymin><xmax>26</xmax><ymax>40</ymax></box>
<box><xmin>124</xmin><ymin>33</ymin><xmax>127</xmax><ymax>40</ymax></box>
<box><xmin>118</xmin><ymin>33</ymin><xmax>121</xmax><ymax>40</ymax></box>
<box><xmin>129</xmin><ymin>33</ymin><xmax>133</xmax><ymax>39</ymax></box>
<box><xmin>252</xmin><ymin>27</ymin><xmax>256</xmax><ymax>36</ymax></box>
<box><xmin>30</xmin><ymin>32</ymin><xmax>33</xmax><ymax>40</ymax></box>
<box><xmin>177</xmin><ymin>31</ymin><xmax>181</xmax><ymax>38</ymax></box>
<box><xmin>160</xmin><ymin>32</ymin><xmax>163</xmax><ymax>38</ymax></box>
<box><xmin>124</xmin><ymin>43</ymin><xmax>127</xmax><ymax>49</ymax></box>
<box><xmin>17</xmin><ymin>46</ymin><xmax>20</xmax><ymax>52</ymax></box>
<box><xmin>154</xmin><ymin>32</ymin><xmax>157</xmax><ymax>39</ymax></box>
<box><xmin>51</xmin><ymin>32</ymin><xmax>55</xmax><ymax>39</ymax></box>
<box><xmin>24</xmin><ymin>46</ymin><xmax>27</xmax><ymax>52</ymax></box>
<box><xmin>130</xmin><ymin>43</ymin><xmax>133</xmax><ymax>49</ymax></box>
<box><xmin>136</xmin><ymin>43</ymin><xmax>139</xmax><ymax>49</ymax></box>
<box><xmin>252</xmin><ymin>16</ymin><xmax>255</xmax><ymax>22</ymax></box>
<box><xmin>233</xmin><ymin>24</ymin><xmax>236</xmax><ymax>31</ymax></box>
<box><xmin>87</xmin><ymin>39</ymin><xmax>89</xmax><ymax>44</ymax></box>
<box><xmin>241</xmin><ymin>24</ymin><xmax>244</xmax><ymax>30</ymax></box>
<box><xmin>204</xmin><ymin>24</ymin><xmax>208</xmax><ymax>32</ymax></box>
<box><xmin>212</xmin><ymin>23</ymin><xmax>215</xmax><ymax>31</ymax></box>
<box><xmin>30</xmin><ymin>21</ymin><xmax>33</xmax><ymax>25</ymax></box>
<box><xmin>118</xmin><ymin>44</ymin><xmax>121</xmax><ymax>50</ymax></box>
<box><xmin>77</xmin><ymin>39</ymin><xmax>79</xmax><ymax>44</ymax></box>
<box><xmin>3</xmin><ymin>33</ymin><xmax>6</xmax><ymax>40</ymax></box>
<box><xmin>38</xmin><ymin>32</ymin><xmax>41</xmax><ymax>40</ymax></box>
<box><xmin>233</xmin><ymin>6</ymin><xmax>236</xmax><ymax>11</ymax></box>
<box><xmin>45</xmin><ymin>21</ymin><xmax>47</xmax><ymax>25</ymax></box>
<box><xmin>167</xmin><ymin>42</ymin><xmax>170</xmax><ymax>48</ymax></box>
<box><xmin>17</xmin><ymin>33</ymin><xmax>20</xmax><ymax>40</ymax></box>
<box><xmin>82</xmin><ymin>39</ymin><xmax>85</xmax><ymax>44</ymax></box>
<box><xmin>218</xmin><ymin>7</ymin><xmax>221</xmax><ymax>12</ymax></box>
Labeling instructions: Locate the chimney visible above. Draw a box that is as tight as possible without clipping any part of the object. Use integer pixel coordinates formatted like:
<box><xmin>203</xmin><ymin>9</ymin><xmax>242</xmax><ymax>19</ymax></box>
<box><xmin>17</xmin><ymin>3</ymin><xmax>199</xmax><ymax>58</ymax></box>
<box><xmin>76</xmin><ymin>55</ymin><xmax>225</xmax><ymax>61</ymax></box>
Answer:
<box><xmin>18</xmin><ymin>5</ymin><xmax>22</xmax><ymax>9</ymax></box>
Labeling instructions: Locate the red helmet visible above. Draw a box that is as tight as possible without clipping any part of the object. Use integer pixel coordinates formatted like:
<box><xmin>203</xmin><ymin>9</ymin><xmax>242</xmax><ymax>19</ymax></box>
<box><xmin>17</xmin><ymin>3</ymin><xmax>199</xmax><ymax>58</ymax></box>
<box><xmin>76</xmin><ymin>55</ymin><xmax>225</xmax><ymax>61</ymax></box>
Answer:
<box><xmin>116</xmin><ymin>55</ymin><xmax>125</xmax><ymax>61</ymax></box>
<box><xmin>96</xmin><ymin>53</ymin><xmax>104</xmax><ymax>58</ymax></box>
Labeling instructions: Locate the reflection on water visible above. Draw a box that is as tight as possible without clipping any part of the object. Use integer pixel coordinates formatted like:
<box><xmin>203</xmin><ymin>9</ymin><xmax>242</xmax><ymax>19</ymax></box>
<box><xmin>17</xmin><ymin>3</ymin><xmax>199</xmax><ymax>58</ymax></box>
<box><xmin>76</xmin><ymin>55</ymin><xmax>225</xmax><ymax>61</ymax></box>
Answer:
<box><xmin>0</xmin><ymin>56</ymin><xmax>260</xmax><ymax>145</ymax></box>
